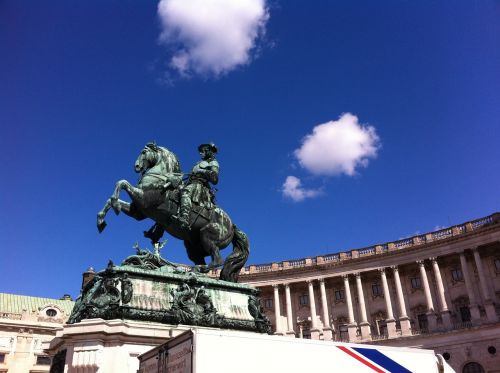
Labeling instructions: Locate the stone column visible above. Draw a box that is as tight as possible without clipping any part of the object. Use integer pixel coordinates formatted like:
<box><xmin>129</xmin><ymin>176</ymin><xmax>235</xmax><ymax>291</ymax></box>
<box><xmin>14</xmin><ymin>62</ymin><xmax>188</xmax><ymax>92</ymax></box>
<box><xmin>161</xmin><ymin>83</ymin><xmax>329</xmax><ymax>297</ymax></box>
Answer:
<box><xmin>472</xmin><ymin>248</ymin><xmax>498</xmax><ymax>322</ymax></box>
<box><xmin>379</xmin><ymin>268</ymin><xmax>397</xmax><ymax>337</ymax></box>
<box><xmin>272</xmin><ymin>284</ymin><xmax>283</xmax><ymax>335</ymax></box>
<box><xmin>430</xmin><ymin>257</ymin><xmax>452</xmax><ymax>329</ymax></box>
<box><xmin>459</xmin><ymin>252</ymin><xmax>481</xmax><ymax>322</ymax></box>
<box><xmin>354</xmin><ymin>273</ymin><xmax>371</xmax><ymax>341</ymax></box>
<box><xmin>343</xmin><ymin>275</ymin><xmax>358</xmax><ymax>341</ymax></box>
<box><xmin>307</xmin><ymin>280</ymin><xmax>321</xmax><ymax>339</ymax></box>
<box><xmin>318</xmin><ymin>278</ymin><xmax>333</xmax><ymax>341</ymax></box>
<box><xmin>284</xmin><ymin>283</ymin><xmax>296</xmax><ymax>337</ymax></box>
<box><xmin>417</xmin><ymin>260</ymin><xmax>437</xmax><ymax>331</ymax></box>
<box><xmin>391</xmin><ymin>266</ymin><xmax>412</xmax><ymax>336</ymax></box>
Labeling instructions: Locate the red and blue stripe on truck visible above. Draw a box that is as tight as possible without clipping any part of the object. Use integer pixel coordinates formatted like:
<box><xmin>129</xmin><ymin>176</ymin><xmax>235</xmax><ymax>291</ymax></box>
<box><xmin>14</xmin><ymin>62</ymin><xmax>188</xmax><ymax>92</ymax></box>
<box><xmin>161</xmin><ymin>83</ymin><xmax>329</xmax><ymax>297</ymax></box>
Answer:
<box><xmin>337</xmin><ymin>346</ymin><xmax>413</xmax><ymax>373</ymax></box>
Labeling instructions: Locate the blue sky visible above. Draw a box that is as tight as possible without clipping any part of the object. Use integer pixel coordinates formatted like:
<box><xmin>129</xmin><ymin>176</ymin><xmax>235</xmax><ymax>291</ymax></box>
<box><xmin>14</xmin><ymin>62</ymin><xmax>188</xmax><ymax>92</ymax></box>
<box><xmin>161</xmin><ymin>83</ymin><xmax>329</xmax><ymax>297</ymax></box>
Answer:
<box><xmin>1</xmin><ymin>0</ymin><xmax>499</xmax><ymax>299</ymax></box>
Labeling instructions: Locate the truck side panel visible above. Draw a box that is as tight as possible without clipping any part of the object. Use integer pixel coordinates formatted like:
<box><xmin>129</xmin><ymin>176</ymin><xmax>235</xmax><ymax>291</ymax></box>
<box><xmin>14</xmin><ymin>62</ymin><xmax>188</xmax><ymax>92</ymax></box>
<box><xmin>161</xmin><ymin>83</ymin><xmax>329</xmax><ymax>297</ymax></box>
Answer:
<box><xmin>193</xmin><ymin>330</ymin><xmax>444</xmax><ymax>373</ymax></box>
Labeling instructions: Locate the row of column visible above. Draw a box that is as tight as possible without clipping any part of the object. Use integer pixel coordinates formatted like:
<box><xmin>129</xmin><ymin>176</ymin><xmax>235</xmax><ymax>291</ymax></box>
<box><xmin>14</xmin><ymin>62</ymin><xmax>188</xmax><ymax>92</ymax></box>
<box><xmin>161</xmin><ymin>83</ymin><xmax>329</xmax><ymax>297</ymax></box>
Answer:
<box><xmin>269</xmin><ymin>248</ymin><xmax>497</xmax><ymax>341</ymax></box>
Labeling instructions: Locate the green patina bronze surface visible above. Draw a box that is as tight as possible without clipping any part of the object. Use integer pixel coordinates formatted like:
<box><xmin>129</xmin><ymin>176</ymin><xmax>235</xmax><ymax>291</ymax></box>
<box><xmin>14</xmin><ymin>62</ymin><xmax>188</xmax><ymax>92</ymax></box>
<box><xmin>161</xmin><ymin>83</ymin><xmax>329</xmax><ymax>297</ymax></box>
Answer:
<box><xmin>97</xmin><ymin>143</ymin><xmax>249</xmax><ymax>283</ymax></box>
<box><xmin>68</xmin><ymin>261</ymin><xmax>271</xmax><ymax>334</ymax></box>
<box><xmin>88</xmin><ymin>143</ymin><xmax>270</xmax><ymax>332</ymax></box>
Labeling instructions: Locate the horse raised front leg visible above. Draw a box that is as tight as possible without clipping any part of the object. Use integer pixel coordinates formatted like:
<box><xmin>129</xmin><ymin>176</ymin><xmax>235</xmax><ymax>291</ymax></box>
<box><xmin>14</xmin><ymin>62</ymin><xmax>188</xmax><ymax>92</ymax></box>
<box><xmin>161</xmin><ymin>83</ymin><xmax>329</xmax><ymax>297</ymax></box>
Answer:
<box><xmin>97</xmin><ymin>198</ymin><xmax>146</xmax><ymax>233</ymax></box>
<box><xmin>110</xmin><ymin>179</ymin><xmax>143</xmax><ymax>215</ymax></box>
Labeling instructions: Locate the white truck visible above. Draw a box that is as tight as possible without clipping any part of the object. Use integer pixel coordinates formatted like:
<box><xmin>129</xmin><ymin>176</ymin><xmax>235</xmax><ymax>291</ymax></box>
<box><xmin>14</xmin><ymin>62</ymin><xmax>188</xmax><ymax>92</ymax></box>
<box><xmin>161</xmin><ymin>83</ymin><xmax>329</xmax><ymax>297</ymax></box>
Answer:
<box><xmin>137</xmin><ymin>328</ymin><xmax>455</xmax><ymax>373</ymax></box>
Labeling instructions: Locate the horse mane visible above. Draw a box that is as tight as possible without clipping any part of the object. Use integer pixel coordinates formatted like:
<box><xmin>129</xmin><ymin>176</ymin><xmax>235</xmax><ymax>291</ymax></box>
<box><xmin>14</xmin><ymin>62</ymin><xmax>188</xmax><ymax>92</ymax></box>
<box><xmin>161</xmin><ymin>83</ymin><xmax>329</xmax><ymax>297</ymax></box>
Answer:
<box><xmin>158</xmin><ymin>146</ymin><xmax>181</xmax><ymax>173</ymax></box>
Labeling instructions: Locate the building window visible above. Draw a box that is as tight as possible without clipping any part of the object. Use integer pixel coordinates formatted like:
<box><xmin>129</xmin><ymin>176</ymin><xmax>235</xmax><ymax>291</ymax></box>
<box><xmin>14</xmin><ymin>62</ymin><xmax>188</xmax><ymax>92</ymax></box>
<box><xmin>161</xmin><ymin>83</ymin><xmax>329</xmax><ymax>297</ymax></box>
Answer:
<box><xmin>460</xmin><ymin>306</ymin><xmax>471</xmax><ymax>323</ymax></box>
<box><xmin>372</xmin><ymin>283</ymin><xmax>382</xmax><ymax>297</ymax></box>
<box><xmin>410</xmin><ymin>277</ymin><xmax>422</xmax><ymax>289</ymax></box>
<box><xmin>334</xmin><ymin>290</ymin><xmax>344</xmax><ymax>301</ymax></box>
<box><xmin>494</xmin><ymin>259</ymin><xmax>500</xmax><ymax>271</ymax></box>
<box><xmin>46</xmin><ymin>308</ymin><xmax>57</xmax><ymax>317</ymax></box>
<box><xmin>36</xmin><ymin>355</ymin><xmax>51</xmax><ymax>365</ymax></box>
<box><xmin>264</xmin><ymin>298</ymin><xmax>273</xmax><ymax>309</ymax></box>
<box><xmin>299</xmin><ymin>294</ymin><xmax>309</xmax><ymax>306</ymax></box>
<box><xmin>339</xmin><ymin>325</ymin><xmax>348</xmax><ymax>341</ymax></box>
<box><xmin>451</xmin><ymin>268</ymin><xmax>463</xmax><ymax>282</ymax></box>
<box><xmin>417</xmin><ymin>314</ymin><xmax>428</xmax><ymax>332</ymax></box>
<box><xmin>462</xmin><ymin>362</ymin><xmax>485</xmax><ymax>373</ymax></box>
<box><xmin>0</xmin><ymin>353</ymin><xmax>4</xmax><ymax>363</ymax></box>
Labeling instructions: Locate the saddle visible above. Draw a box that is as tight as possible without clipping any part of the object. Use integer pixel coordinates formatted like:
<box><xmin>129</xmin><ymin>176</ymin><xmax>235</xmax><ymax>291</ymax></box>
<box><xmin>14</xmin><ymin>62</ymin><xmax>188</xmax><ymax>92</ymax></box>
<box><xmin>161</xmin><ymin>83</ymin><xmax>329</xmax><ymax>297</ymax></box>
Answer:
<box><xmin>167</xmin><ymin>188</ymin><xmax>213</xmax><ymax>222</ymax></box>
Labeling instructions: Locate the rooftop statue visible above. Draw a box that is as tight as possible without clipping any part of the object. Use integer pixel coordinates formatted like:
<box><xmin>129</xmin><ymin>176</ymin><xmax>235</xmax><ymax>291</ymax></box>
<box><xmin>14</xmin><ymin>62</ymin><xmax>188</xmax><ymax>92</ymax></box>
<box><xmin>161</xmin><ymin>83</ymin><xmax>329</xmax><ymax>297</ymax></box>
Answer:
<box><xmin>96</xmin><ymin>143</ymin><xmax>249</xmax><ymax>282</ymax></box>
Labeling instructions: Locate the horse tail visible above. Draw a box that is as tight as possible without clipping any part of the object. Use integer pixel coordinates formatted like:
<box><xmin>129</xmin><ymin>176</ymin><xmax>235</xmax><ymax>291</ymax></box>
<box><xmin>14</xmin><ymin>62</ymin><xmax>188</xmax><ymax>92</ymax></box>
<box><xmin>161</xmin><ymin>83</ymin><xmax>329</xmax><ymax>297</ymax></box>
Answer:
<box><xmin>220</xmin><ymin>225</ymin><xmax>250</xmax><ymax>283</ymax></box>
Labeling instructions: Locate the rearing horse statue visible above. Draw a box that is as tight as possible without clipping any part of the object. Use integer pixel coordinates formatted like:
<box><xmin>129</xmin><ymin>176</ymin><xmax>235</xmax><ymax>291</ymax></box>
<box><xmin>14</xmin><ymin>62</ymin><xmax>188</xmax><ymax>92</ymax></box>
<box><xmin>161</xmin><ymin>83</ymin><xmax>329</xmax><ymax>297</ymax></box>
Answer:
<box><xmin>96</xmin><ymin>143</ymin><xmax>249</xmax><ymax>282</ymax></box>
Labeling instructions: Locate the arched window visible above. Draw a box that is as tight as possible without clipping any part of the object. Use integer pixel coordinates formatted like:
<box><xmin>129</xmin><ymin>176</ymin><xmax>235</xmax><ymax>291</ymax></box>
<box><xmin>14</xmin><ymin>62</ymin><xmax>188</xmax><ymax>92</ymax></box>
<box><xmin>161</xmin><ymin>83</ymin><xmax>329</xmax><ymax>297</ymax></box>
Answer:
<box><xmin>46</xmin><ymin>308</ymin><xmax>57</xmax><ymax>317</ymax></box>
<box><xmin>463</xmin><ymin>362</ymin><xmax>485</xmax><ymax>373</ymax></box>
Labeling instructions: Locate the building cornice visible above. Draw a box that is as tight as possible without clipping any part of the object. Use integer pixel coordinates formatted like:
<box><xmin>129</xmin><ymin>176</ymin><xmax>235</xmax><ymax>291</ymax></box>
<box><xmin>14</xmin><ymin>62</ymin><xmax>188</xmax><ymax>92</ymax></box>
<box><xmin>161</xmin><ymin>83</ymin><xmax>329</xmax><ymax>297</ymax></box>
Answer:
<box><xmin>234</xmin><ymin>212</ymin><xmax>500</xmax><ymax>282</ymax></box>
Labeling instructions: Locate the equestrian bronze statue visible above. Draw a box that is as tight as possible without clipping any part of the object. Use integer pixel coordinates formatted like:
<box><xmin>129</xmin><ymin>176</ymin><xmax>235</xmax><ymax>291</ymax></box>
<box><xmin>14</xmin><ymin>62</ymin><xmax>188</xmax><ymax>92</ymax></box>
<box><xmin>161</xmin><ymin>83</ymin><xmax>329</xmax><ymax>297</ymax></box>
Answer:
<box><xmin>96</xmin><ymin>143</ymin><xmax>249</xmax><ymax>282</ymax></box>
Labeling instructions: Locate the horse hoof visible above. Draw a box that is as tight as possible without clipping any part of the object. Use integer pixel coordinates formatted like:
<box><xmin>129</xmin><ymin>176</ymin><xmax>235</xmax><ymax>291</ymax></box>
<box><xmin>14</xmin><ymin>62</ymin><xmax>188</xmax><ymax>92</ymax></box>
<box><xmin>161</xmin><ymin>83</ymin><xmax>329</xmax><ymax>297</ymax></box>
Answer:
<box><xmin>97</xmin><ymin>220</ymin><xmax>107</xmax><ymax>233</ymax></box>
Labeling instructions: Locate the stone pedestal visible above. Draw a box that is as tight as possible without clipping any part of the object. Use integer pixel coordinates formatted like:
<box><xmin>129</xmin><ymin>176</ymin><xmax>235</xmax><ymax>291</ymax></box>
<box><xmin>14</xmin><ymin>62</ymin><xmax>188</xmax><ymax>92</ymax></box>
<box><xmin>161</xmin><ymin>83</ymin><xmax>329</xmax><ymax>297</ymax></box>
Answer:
<box><xmin>386</xmin><ymin>319</ymin><xmax>397</xmax><ymax>338</ymax></box>
<box><xmin>45</xmin><ymin>261</ymin><xmax>273</xmax><ymax>372</ymax></box>
<box><xmin>347</xmin><ymin>324</ymin><xmax>358</xmax><ymax>342</ymax></box>
<box><xmin>322</xmin><ymin>327</ymin><xmax>333</xmax><ymax>341</ymax></box>
<box><xmin>67</xmin><ymin>263</ymin><xmax>271</xmax><ymax>334</ymax></box>
<box><xmin>399</xmin><ymin>316</ymin><xmax>412</xmax><ymax>336</ymax></box>
<box><xmin>44</xmin><ymin>318</ymin><xmax>192</xmax><ymax>373</ymax></box>
<box><xmin>427</xmin><ymin>312</ymin><xmax>438</xmax><ymax>332</ymax></box>
<box><xmin>359</xmin><ymin>322</ymin><xmax>371</xmax><ymax>341</ymax></box>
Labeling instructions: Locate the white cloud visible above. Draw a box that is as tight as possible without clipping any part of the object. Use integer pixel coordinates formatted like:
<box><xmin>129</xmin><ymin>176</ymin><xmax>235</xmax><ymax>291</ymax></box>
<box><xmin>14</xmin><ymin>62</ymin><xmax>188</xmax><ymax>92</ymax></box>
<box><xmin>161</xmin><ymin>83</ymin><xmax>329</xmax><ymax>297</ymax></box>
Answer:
<box><xmin>294</xmin><ymin>113</ymin><xmax>380</xmax><ymax>176</ymax></box>
<box><xmin>282</xmin><ymin>176</ymin><xmax>322</xmax><ymax>202</ymax></box>
<box><xmin>157</xmin><ymin>0</ymin><xmax>269</xmax><ymax>77</ymax></box>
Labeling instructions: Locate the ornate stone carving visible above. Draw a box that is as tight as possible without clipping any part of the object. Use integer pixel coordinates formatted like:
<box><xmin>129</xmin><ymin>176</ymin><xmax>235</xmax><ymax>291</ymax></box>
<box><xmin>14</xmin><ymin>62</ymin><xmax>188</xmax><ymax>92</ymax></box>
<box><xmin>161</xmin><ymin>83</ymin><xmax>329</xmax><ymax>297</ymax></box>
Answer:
<box><xmin>121</xmin><ymin>242</ymin><xmax>181</xmax><ymax>271</ymax></box>
<box><xmin>68</xmin><ymin>262</ymin><xmax>270</xmax><ymax>334</ymax></box>
<box><xmin>68</xmin><ymin>262</ymin><xmax>133</xmax><ymax>324</ymax></box>
<box><xmin>164</xmin><ymin>278</ymin><xmax>221</xmax><ymax>326</ymax></box>
<box><xmin>121</xmin><ymin>274</ymin><xmax>133</xmax><ymax>303</ymax></box>
<box><xmin>248</xmin><ymin>295</ymin><xmax>272</xmax><ymax>334</ymax></box>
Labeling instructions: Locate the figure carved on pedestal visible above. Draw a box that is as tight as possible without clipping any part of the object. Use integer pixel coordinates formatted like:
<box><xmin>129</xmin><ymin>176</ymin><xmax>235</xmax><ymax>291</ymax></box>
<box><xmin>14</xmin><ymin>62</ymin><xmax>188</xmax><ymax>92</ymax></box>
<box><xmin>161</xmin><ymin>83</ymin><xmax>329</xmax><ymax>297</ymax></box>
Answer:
<box><xmin>67</xmin><ymin>267</ymin><xmax>133</xmax><ymax>324</ymax></box>
<box><xmin>248</xmin><ymin>294</ymin><xmax>272</xmax><ymax>334</ymax></box>
<box><xmin>166</xmin><ymin>278</ymin><xmax>221</xmax><ymax>326</ymax></box>
<box><xmin>121</xmin><ymin>241</ymin><xmax>179</xmax><ymax>270</ymax></box>
<box><xmin>96</xmin><ymin>142</ymin><xmax>249</xmax><ymax>282</ymax></box>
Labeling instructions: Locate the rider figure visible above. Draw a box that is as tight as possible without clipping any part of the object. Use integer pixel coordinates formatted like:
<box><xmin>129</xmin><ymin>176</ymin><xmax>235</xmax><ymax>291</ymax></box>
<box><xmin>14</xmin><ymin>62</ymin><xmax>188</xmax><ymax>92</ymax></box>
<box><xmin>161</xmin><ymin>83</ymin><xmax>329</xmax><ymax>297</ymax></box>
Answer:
<box><xmin>175</xmin><ymin>143</ymin><xmax>219</xmax><ymax>230</ymax></box>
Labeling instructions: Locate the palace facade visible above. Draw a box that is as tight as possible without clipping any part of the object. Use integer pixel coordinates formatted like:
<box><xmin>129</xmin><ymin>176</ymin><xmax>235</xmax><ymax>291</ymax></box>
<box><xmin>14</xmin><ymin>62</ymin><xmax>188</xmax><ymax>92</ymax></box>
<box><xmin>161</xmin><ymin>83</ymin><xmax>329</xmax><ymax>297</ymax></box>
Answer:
<box><xmin>234</xmin><ymin>213</ymin><xmax>500</xmax><ymax>373</ymax></box>
<box><xmin>1</xmin><ymin>214</ymin><xmax>499</xmax><ymax>372</ymax></box>
<box><xmin>0</xmin><ymin>292</ymin><xmax>75</xmax><ymax>372</ymax></box>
